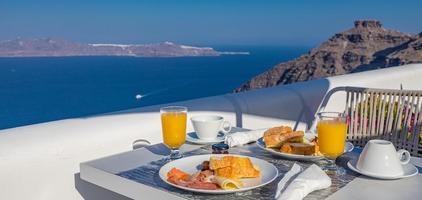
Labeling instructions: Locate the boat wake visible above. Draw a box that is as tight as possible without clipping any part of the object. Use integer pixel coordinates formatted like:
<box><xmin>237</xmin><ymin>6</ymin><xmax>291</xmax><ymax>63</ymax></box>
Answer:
<box><xmin>135</xmin><ymin>82</ymin><xmax>193</xmax><ymax>101</ymax></box>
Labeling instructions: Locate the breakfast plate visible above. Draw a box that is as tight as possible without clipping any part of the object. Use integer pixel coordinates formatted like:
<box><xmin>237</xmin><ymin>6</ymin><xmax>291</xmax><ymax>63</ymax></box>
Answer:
<box><xmin>256</xmin><ymin>137</ymin><xmax>354</xmax><ymax>161</ymax></box>
<box><xmin>186</xmin><ymin>132</ymin><xmax>225</xmax><ymax>144</ymax></box>
<box><xmin>347</xmin><ymin>159</ymin><xmax>418</xmax><ymax>179</ymax></box>
<box><xmin>158</xmin><ymin>154</ymin><xmax>278</xmax><ymax>194</ymax></box>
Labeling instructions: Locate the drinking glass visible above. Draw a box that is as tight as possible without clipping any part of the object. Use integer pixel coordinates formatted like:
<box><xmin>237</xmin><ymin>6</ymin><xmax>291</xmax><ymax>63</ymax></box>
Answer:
<box><xmin>160</xmin><ymin>106</ymin><xmax>187</xmax><ymax>160</ymax></box>
<box><xmin>317</xmin><ymin>112</ymin><xmax>347</xmax><ymax>175</ymax></box>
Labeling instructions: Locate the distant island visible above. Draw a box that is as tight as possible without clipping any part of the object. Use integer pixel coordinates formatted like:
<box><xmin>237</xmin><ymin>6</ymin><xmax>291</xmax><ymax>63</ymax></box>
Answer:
<box><xmin>236</xmin><ymin>20</ymin><xmax>422</xmax><ymax>92</ymax></box>
<box><xmin>0</xmin><ymin>38</ymin><xmax>249</xmax><ymax>57</ymax></box>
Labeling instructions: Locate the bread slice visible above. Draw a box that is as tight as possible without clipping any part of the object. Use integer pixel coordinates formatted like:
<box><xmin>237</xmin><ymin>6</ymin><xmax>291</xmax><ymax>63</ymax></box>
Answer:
<box><xmin>263</xmin><ymin>126</ymin><xmax>292</xmax><ymax>136</ymax></box>
<box><xmin>280</xmin><ymin>142</ymin><xmax>316</xmax><ymax>155</ymax></box>
<box><xmin>263</xmin><ymin>130</ymin><xmax>304</xmax><ymax>148</ymax></box>
<box><xmin>263</xmin><ymin>126</ymin><xmax>293</xmax><ymax>147</ymax></box>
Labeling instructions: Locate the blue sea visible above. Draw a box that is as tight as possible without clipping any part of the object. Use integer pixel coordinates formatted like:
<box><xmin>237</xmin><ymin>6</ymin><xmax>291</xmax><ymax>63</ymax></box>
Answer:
<box><xmin>0</xmin><ymin>46</ymin><xmax>308</xmax><ymax>130</ymax></box>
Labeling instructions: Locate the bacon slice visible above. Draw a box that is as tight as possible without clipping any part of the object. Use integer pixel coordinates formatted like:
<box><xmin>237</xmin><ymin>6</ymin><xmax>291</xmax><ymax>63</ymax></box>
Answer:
<box><xmin>167</xmin><ymin>168</ymin><xmax>190</xmax><ymax>184</ymax></box>
<box><xmin>167</xmin><ymin>167</ymin><xmax>218</xmax><ymax>190</ymax></box>
<box><xmin>187</xmin><ymin>181</ymin><xmax>219</xmax><ymax>190</ymax></box>
<box><xmin>191</xmin><ymin>170</ymin><xmax>214</xmax><ymax>182</ymax></box>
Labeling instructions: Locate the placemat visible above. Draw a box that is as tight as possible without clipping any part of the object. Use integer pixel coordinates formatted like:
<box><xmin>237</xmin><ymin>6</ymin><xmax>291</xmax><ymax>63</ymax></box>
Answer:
<box><xmin>117</xmin><ymin>144</ymin><xmax>359</xmax><ymax>200</ymax></box>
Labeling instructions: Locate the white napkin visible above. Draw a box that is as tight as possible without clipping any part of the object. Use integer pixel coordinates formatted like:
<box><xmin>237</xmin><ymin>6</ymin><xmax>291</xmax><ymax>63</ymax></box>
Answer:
<box><xmin>277</xmin><ymin>164</ymin><xmax>332</xmax><ymax>200</ymax></box>
<box><xmin>275</xmin><ymin>163</ymin><xmax>302</xmax><ymax>199</ymax></box>
<box><xmin>224</xmin><ymin>129</ymin><xmax>266</xmax><ymax>147</ymax></box>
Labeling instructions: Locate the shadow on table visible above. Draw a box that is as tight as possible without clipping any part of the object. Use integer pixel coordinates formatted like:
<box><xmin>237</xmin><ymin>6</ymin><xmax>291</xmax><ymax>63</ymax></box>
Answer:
<box><xmin>336</xmin><ymin>149</ymin><xmax>361</xmax><ymax>177</ymax></box>
<box><xmin>74</xmin><ymin>173</ymin><xmax>131</xmax><ymax>200</ymax></box>
<box><xmin>145</xmin><ymin>143</ymin><xmax>171</xmax><ymax>156</ymax></box>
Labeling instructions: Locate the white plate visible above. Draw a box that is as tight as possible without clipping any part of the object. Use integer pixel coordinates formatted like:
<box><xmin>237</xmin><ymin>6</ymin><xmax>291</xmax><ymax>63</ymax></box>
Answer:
<box><xmin>256</xmin><ymin>137</ymin><xmax>354</xmax><ymax>161</ymax></box>
<box><xmin>347</xmin><ymin>159</ymin><xmax>419</xmax><ymax>179</ymax></box>
<box><xmin>158</xmin><ymin>154</ymin><xmax>278</xmax><ymax>194</ymax></box>
<box><xmin>186</xmin><ymin>132</ymin><xmax>225</xmax><ymax>144</ymax></box>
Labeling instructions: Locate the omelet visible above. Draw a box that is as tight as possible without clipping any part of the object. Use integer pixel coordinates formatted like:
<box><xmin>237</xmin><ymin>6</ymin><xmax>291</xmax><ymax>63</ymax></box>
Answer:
<box><xmin>211</xmin><ymin>156</ymin><xmax>260</xmax><ymax>179</ymax></box>
<box><xmin>209</xmin><ymin>156</ymin><xmax>233</xmax><ymax>170</ymax></box>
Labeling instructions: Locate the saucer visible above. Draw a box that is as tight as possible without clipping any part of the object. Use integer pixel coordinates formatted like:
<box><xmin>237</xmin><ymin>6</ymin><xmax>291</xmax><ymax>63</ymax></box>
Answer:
<box><xmin>186</xmin><ymin>132</ymin><xmax>225</xmax><ymax>144</ymax></box>
<box><xmin>347</xmin><ymin>159</ymin><xmax>418</xmax><ymax>179</ymax></box>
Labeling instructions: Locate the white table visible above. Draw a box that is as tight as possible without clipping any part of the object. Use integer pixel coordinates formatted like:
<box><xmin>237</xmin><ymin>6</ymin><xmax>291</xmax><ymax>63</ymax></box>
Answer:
<box><xmin>80</xmin><ymin>141</ymin><xmax>422</xmax><ymax>200</ymax></box>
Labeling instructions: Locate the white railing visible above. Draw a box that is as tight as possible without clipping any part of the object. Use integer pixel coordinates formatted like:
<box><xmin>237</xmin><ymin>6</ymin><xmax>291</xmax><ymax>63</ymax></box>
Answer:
<box><xmin>0</xmin><ymin>64</ymin><xmax>421</xmax><ymax>200</ymax></box>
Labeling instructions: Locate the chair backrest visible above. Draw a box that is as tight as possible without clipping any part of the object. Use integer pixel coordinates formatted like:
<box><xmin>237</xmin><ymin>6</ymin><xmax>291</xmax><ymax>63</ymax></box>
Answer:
<box><xmin>316</xmin><ymin>86</ymin><xmax>422</xmax><ymax>157</ymax></box>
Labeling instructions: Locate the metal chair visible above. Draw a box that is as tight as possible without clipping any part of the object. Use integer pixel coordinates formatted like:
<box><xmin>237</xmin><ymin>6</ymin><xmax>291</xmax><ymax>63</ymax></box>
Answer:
<box><xmin>314</xmin><ymin>86</ymin><xmax>422</xmax><ymax>157</ymax></box>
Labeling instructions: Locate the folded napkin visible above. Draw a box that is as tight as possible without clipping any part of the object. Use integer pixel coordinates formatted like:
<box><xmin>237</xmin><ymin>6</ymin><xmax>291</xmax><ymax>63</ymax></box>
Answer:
<box><xmin>275</xmin><ymin>163</ymin><xmax>302</xmax><ymax>199</ymax></box>
<box><xmin>224</xmin><ymin>129</ymin><xmax>266</xmax><ymax>147</ymax></box>
<box><xmin>277</xmin><ymin>164</ymin><xmax>332</xmax><ymax>200</ymax></box>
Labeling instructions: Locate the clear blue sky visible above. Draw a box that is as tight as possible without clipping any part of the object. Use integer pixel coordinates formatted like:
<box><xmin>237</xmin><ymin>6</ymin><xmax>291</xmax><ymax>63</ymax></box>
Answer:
<box><xmin>1</xmin><ymin>0</ymin><xmax>421</xmax><ymax>46</ymax></box>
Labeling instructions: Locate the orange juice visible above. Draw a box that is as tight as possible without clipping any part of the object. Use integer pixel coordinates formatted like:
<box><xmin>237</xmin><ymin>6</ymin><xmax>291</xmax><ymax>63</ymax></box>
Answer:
<box><xmin>161</xmin><ymin>112</ymin><xmax>187</xmax><ymax>148</ymax></box>
<box><xmin>317</xmin><ymin>120</ymin><xmax>347</xmax><ymax>159</ymax></box>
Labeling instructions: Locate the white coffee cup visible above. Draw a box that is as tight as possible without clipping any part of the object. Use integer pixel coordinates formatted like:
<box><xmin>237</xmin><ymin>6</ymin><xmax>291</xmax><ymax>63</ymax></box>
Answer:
<box><xmin>190</xmin><ymin>115</ymin><xmax>232</xmax><ymax>140</ymax></box>
<box><xmin>356</xmin><ymin>139</ymin><xmax>411</xmax><ymax>177</ymax></box>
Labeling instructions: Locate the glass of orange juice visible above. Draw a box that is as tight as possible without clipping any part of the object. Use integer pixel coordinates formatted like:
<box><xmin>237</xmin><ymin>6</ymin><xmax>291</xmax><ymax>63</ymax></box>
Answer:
<box><xmin>317</xmin><ymin>112</ymin><xmax>347</xmax><ymax>175</ymax></box>
<box><xmin>160</xmin><ymin>106</ymin><xmax>187</xmax><ymax>160</ymax></box>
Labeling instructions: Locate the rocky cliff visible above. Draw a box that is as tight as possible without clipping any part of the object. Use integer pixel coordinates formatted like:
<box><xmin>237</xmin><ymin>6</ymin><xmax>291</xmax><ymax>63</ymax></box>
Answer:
<box><xmin>235</xmin><ymin>20</ymin><xmax>422</xmax><ymax>92</ymax></box>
